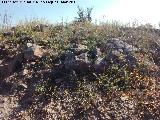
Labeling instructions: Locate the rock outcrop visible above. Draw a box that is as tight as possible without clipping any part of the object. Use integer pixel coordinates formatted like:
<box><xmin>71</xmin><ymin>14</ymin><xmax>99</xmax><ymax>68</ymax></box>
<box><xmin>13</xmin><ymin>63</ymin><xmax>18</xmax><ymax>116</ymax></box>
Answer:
<box><xmin>0</xmin><ymin>38</ymin><xmax>158</xmax><ymax>81</ymax></box>
<box><xmin>51</xmin><ymin>38</ymin><xmax>156</xmax><ymax>81</ymax></box>
<box><xmin>0</xmin><ymin>42</ymin><xmax>46</xmax><ymax>80</ymax></box>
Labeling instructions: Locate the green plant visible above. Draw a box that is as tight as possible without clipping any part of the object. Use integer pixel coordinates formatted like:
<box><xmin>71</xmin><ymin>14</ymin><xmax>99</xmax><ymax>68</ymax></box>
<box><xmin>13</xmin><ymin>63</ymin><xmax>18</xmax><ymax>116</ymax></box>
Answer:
<box><xmin>75</xmin><ymin>6</ymin><xmax>93</xmax><ymax>22</ymax></box>
<box><xmin>35</xmin><ymin>84</ymin><xmax>46</xmax><ymax>93</ymax></box>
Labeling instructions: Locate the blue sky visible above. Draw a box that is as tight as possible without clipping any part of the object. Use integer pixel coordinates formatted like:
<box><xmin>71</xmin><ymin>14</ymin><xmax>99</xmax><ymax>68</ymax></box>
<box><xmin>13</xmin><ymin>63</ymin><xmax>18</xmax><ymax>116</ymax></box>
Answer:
<box><xmin>0</xmin><ymin>0</ymin><xmax>160</xmax><ymax>27</ymax></box>
<box><xmin>0</xmin><ymin>0</ymin><xmax>112</xmax><ymax>24</ymax></box>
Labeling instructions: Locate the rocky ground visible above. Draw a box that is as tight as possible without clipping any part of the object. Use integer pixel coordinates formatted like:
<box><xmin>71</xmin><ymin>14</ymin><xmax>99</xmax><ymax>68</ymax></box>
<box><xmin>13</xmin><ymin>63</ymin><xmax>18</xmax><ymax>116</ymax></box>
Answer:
<box><xmin>0</xmin><ymin>25</ymin><xmax>160</xmax><ymax>119</ymax></box>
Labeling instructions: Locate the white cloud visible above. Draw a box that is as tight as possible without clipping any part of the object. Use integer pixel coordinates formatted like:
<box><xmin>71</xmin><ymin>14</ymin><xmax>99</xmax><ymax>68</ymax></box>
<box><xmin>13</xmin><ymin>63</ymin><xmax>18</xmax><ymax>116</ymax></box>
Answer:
<box><xmin>94</xmin><ymin>0</ymin><xmax>160</xmax><ymax>27</ymax></box>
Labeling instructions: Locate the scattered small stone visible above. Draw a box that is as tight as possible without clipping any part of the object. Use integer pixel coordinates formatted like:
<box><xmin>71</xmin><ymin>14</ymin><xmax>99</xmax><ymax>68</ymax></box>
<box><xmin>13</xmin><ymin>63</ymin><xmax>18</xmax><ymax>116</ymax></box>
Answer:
<box><xmin>19</xmin><ymin>83</ymin><xmax>27</xmax><ymax>89</ymax></box>
<box><xmin>120</xmin><ymin>94</ymin><xmax>129</xmax><ymax>101</ymax></box>
<box><xmin>22</xmin><ymin>69</ymin><xmax>29</xmax><ymax>75</ymax></box>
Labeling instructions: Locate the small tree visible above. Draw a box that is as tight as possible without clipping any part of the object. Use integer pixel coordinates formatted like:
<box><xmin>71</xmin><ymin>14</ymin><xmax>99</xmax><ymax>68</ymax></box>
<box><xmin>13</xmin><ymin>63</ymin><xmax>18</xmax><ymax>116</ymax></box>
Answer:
<box><xmin>75</xmin><ymin>6</ymin><xmax>93</xmax><ymax>22</ymax></box>
<box><xmin>86</xmin><ymin>7</ymin><xmax>93</xmax><ymax>22</ymax></box>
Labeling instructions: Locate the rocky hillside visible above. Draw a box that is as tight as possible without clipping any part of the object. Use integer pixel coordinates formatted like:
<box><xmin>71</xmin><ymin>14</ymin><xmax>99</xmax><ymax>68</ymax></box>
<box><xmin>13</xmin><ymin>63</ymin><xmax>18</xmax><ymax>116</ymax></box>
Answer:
<box><xmin>0</xmin><ymin>22</ymin><xmax>159</xmax><ymax>119</ymax></box>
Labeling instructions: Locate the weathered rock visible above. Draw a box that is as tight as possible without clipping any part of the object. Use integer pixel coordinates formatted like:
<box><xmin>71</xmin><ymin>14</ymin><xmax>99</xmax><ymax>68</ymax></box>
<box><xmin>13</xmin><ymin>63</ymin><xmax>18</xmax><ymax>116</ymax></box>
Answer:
<box><xmin>75</xmin><ymin>52</ymin><xmax>88</xmax><ymax>62</ymax></box>
<box><xmin>51</xmin><ymin>64</ymin><xmax>66</xmax><ymax>80</ymax></box>
<box><xmin>64</xmin><ymin>52</ymin><xmax>76</xmax><ymax>70</ymax></box>
<box><xmin>0</xmin><ymin>43</ymin><xmax>49</xmax><ymax>79</ymax></box>
<box><xmin>0</xmin><ymin>64</ymin><xmax>11</xmax><ymax>80</ymax></box>
<box><xmin>23</xmin><ymin>43</ymin><xmax>44</xmax><ymax>61</ymax></box>
<box><xmin>21</xmin><ymin>69</ymin><xmax>29</xmax><ymax>75</ymax></box>
<box><xmin>150</xmin><ymin>41</ymin><xmax>160</xmax><ymax>66</ymax></box>
<box><xmin>106</xmin><ymin>38</ymin><xmax>138</xmax><ymax>52</ymax></box>
<box><xmin>63</xmin><ymin>43</ymin><xmax>89</xmax><ymax>70</ymax></box>
<box><xmin>87</xmin><ymin>47</ymin><xmax>98</xmax><ymax>63</ymax></box>
<box><xmin>18</xmin><ymin>36</ymin><xmax>33</xmax><ymax>44</ymax></box>
<box><xmin>72</xmin><ymin>60</ymin><xmax>91</xmax><ymax>76</ymax></box>
<box><xmin>0</xmin><ymin>44</ymin><xmax>8</xmax><ymax>59</ymax></box>
<box><xmin>32</xmin><ymin>24</ymin><xmax>48</xmax><ymax>32</ymax></box>
<box><xmin>0</xmin><ymin>53</ymin><xmax>24</xmax><ymax>80</ymax></box>
<box><xmin>94</xmin><ymin>38</ymin><xmax>139</xmax><ymax>70</ymax></box>
<box><xmin>2</xmin><ymin>31</ymin><xmax>14</xmax><ymax>37</ymax></box>
<box><xmin>50</xmin><ymin>38</ymin><xmax>158</xmax><ymax>82</ymax></box>
<box><xmin>11</xmin><ymin>53</ymin><xmax>24</xmax><ymax>72</ymax></box>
